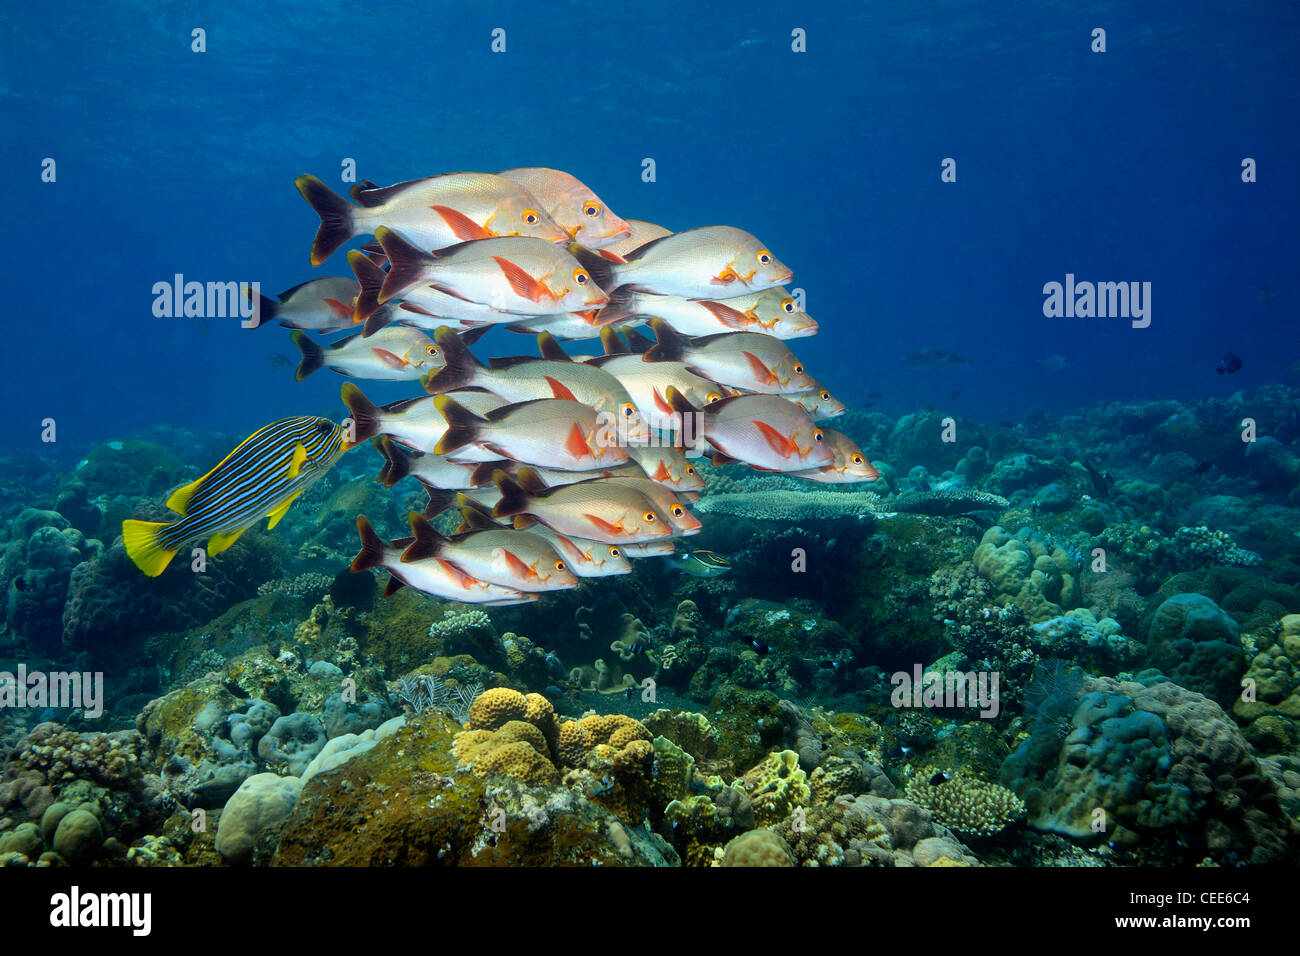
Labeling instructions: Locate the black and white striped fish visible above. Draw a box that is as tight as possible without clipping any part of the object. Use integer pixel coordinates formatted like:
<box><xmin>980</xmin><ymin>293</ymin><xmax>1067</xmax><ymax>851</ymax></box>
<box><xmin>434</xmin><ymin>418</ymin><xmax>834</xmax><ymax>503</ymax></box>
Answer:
<box><xmin>122</xmin><ymin>416</ymin><xmax>350</xmax><ymax>576</ymax></box>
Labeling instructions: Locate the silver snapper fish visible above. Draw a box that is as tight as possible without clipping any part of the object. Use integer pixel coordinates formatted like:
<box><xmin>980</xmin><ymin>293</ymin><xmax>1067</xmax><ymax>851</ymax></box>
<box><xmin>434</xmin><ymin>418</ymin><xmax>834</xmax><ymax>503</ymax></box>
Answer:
<box><xmin>291</xmin><ymin>327</ymin><xmax>441</xmax><ymax>382</ymax></box>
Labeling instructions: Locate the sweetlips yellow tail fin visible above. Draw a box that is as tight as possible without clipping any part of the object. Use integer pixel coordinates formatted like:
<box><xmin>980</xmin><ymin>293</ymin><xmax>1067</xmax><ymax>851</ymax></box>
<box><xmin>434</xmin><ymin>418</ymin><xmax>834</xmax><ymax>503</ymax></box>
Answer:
<box><xmin>122</xmin><ymin>520</ymin><xmax>178</xmax><ymax>577</ymax></box>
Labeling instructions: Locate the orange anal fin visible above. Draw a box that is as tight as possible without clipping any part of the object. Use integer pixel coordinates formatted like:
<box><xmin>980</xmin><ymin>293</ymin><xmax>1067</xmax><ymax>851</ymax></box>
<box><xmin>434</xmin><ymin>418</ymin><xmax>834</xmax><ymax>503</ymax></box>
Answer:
<box><xmin>596</xmin><ymin>249</ymin><xmax>627</xmax><ymax>263</ymax></box>
<box><xmin>431</xmin><ymin>205</ymin><xmax>492</xmax><ymax>241</ymax></box>
<box><xmin>652</xmin><ymin>388</ymin><xmax>673</xmax><ymax>415</ymax></box>
<box><xmin>742</xmin><ymin>351</ymin><xmax>778</xmax><ymax>386</ymax></box>
<box><xmin>493</xmin><ymin>257</ymin><xmax>548</xmax><ymax>303</ymax></box>
<box><xmin>651</xmin><ymin>459</ymin><xmax>672</xmax><ymax>482</ymax></box>
<box><xmin>753</xmin><ymin>419</ymin><xmax>797</xmax><ymax>458</ymax></box>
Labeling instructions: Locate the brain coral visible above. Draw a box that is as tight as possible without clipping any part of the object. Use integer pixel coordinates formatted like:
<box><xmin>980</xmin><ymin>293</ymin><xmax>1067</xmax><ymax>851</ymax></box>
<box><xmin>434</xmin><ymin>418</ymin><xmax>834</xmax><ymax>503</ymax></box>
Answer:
<box><xmin>721</xmin><ymin>828</ymin><xmax>796</xmax><ymax>867</ymax></box>
<box><xmin>972</xmin><ymin>526</ymin><xmax>1078</xmax><ymax>623</ymax></box>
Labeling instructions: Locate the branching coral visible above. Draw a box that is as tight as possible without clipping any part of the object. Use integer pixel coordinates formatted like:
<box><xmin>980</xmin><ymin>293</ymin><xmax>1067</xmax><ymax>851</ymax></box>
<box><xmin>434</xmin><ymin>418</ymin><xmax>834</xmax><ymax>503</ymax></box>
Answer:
<box><xmin>903</xmin><ymin>767</ymin><xmax>1024</xmax><ymax>838</ymax></box>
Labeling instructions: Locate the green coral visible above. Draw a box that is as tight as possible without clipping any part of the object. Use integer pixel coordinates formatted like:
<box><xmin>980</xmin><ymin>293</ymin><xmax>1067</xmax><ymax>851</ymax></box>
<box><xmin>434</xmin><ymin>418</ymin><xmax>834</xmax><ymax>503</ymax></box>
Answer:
<box><xmin>903</xmin><ymin>767</ymin><xmax>1025</xmax><ymax>838</ymax></box>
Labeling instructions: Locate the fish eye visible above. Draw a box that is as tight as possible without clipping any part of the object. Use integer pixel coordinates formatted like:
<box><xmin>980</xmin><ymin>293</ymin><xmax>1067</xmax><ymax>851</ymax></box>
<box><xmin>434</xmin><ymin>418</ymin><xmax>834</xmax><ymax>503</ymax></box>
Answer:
<box><xmin>643</xmin><ymin>511</ymin><xmax>657</xmax><ymax>522</ymax></box>
<box><xmin>814</xmin><ymin>429</ymin><xmax>824</xmax><ymax>442</ymax></box>
<box><xmin>686</xmin><ymin>466</ymin><xmax>697</xmax><ymax>476</ymax></box>
<box><xmin>583</xmin><ymin>202</ymin><xmax>601</xmax><ymax>218</ymax></box>
<box><xmin>622</xmin><ymin>403</ymin><xmax>635</xmax><ymax>417</ymax></box>
<box><xmin>757</xmin><ymin>250</ymin><xmax>772</xmax><ymax>265</ymax></box>
<box><xmin>425</xmin><ymin>345</ymin><xmax>439</xmax><ymax>356</ymax></box>
<box><xmin>852</xmin><ymin>455</ymin><xmax>863</xmax><ymax>464</ymax></box>
<box><xmin>819</xmin><ymin>390</ymin><xmax>830</xmax><ymax>401</ymax></box>
<box><xmin>554</xmin><ymin>560</ymin><xmax>567</xmax><ymax>572</ymax></box>
<box><xmin>706</xmin><ymin>392</ymin><xmax>722</xmax><ymax>404</ymax></box>
<box><xmin>523</xmin><ymin>209</ymin><xmax>541</xmax><ymax>225</ymax></box>
<box><xmin>574</xmin><ymin>268</ymin><xmax>590</xmax><ymax>286</ymax></box>
<box><xmin>609</xmin><ymin>546</ymin><xmax>621</xmax><ymax>558</ymax></box>
<box><xmin>781</xmin><ymin>297</ymin><xmax>795</xmax><ymax>313</ymax></box>
<box><xmin>793</xmin><ymin>363</ymin><xmax>804</xmax><ymax>375</ymax></box>
<box><xmin>316</xmin><ymin>421</ymin><xmax>333</xmax><ymax>435</ymax></box>
<box><xmin>671</xmin><ymin>505</ymin><xmax>684</xmax><ymax>517</ymax></box>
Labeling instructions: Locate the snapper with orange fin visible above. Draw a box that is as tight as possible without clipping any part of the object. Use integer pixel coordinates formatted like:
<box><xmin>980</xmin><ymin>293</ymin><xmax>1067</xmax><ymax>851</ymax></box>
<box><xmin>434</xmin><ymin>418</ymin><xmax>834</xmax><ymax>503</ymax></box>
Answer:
<box><xmin>349</xmin><ymin>516</ymin><xmax>535</xmax><ymax>605</ymax></box>
<box><xmin>454</xmin><ymin>499</ymin><xmax>633</xmax><ymax>578</ymax></box>
<box><xmin>492</xmin><ymin>468</ymin><xmax>674</xmax><ymax>544</ymax></box>
<box><xmin>578</xmin><ymin>225</ymin><xmax>793</xmax><ymax>298</ymax></box>
<box><xmin>789</xmin><ymin>385</ymin><xmax>847</xmax><ymax>421</ymax></box>
<box><xmin>295</xmin><ymin>172</ymin><xmax>567</xmax><ymax>266</ymax></box>
<box><xmin>290</xmin><ymin>327</ymin><xmax>442</xmax><ymax>381</ymax></box>
<box><xmin>122</xmin><ymin>416</ymin><xmax>351</xmax><ymax>577</ymax></box>
<box><xmin>340</xmin><ymin>383</ymin><xmax>506</xmax><ymax>452</ymax></box>
<box><xmin>432</xmin><ymin>395</ymin><xmax>628</xmax><ymax>470</ymax></box>
<box><xmin>349</xmin><ymin>250</ymin><xmax>521</xmax><ymax>333</ymax></box>
<box><xmin>626</xmin><ymin>443</ymin><xmax>706</xmax><ymax>491</ymax></box>
<box><xmin>596</xmin><ymin>286</ymin><xmax>818</xmax><ymax>340</ymax></box>
<box><xmin>789</xmin><ymin>429</ymin><xmax>880</xmax><ymax>483</ymax></box>
<box><xmin>400</xmin><ymin>512</ymin><xmax>577</xmax><ymax>593</ymax></box>
<box><xmin>644</xmin><ymin>319</ymin><xmax>818</xmax><ymax>394</ymax></box>
<box><xmin>587</xmin><ymin>328</ymin><xmax>732</xmax><ymax>431</ymax></box>
<box><xmin>595</xmin><ymin>220</ymin><xmax>673</xmax><ymax>262</ymax></box>
<box><xmin>374</xmin><ymin>228</ymin><xmax>609</xmax><ymax>315</ymax></box>
<box><xmin>497</xmin><ymin>168</ymin><xmax>632</xmax><ymax>249</ymax></box>
<box><xmin>664</xmin><ymin>386</ymin><xmax>833</xmax><ymax>473</ymax></box>
<box><xmin>247</xmin><ymin>276</ymin><xmax>360</xmax><ymax>333</ymax></box>
<box><xmin>373</xmin><ymin>436</ymin><xmax>491</xmax><ymax>490</ymax></box>
<box><xmin>421</xmin><ymin>327</ymin><xmax>652</xmax><ymax>444</ymax></box>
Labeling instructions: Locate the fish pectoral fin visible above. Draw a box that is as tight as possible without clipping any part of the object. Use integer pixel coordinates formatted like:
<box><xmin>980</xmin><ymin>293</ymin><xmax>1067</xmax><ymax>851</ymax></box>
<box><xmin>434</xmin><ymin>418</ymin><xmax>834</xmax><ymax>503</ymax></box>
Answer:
<box><xmin>207</xmin><ymin>527</ymin><xmax>247</xmax><ymax>556</ymax></box>
<box><xmin>371</xmin><ymin>347</ymin><xmax>408</xmax><ymax>369</ymax></box>
<box><xmin>752</xmin><ymin>420</ymin><xmax>797</xmax><ymax>458</ymax></box>
<box><xmin>265</xmin><ymin>489</ymin><xmax>305</xmax><ymax>530</ymax></box>
<box><xmin>583</xmin><ymin>513</ymin><xmax>624</xmax><ymax>536</ymax></box>
<box><xmin>544</xmin><ymin>376</ymin><xmax>578</xmax><ymax>401</ymax></box>
<box><xmin>711</xmin><ymin>262</ymin><xmax>740</xmax><ymax>285</ymax></box>
<box><xmin>287</xmin><ymin>442</ymin><xmax>308</xmax><ymax>479</ymax></box>
<box><xmin>493</xmin><ymin>257</ymin><xmax>548</xmax><ymax>303</ymax></box>
<box><xmin>165</xmin><ymin>477</ymin><xmax>203</xmax><ymax>515</ymax></box>
<box><xmin>565</xmin><ymin>423</ymin><xmax>592</xmax><ymax>460</ymax></box>
<box><xmin>500</xmin><ymin>549</ymin><xmax>537</xmax><ymax>580</ymax></box>
<box><xmin>430</xmin><ymin>205</ymin><xmax>492</xmax><ymax>241</ymax></box>
<box><xmin>742</xmin><ymin>351</ymin><xmax>778</xmax><ymax>386</ymax></box>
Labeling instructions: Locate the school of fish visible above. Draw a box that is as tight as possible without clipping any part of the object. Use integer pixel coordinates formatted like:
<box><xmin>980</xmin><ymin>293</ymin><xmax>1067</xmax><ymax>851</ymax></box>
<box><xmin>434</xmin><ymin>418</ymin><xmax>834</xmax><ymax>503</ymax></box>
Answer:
<box><xmin>124</xmin><ymin>167</ymin><xmax>879</xmax><ymax>600</ymax></box>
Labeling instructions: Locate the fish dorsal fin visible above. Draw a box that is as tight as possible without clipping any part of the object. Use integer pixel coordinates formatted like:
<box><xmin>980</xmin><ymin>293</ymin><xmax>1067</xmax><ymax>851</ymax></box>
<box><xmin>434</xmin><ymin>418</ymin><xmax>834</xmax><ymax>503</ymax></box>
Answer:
<box><xmin>207</xmin><ymin>527</ymin><xmax>247</xmax><ymax>556</ymax></box>
<box><xmin>488</xmin><ymin>355</ymin><xmax>540</xmax><ymax>370</ymax></box>
<box><xmin>537</xmin><ymin>332</ymin><xmax>569</xmax><ymax>362</ymax></box>
<box><xmin>165</xmin><ymin>477</ymin><xmax>203</xmax><ymax>515</ymax></box>
<box><xmin>266</xmin><ymin>488</ymin><xmax>305</xmax><ymax>530</ymax></box>
<box><xmin>287</xmin><ymin>442</ymin><xmax>308</xmax><ymax>479</ymax></box>
<box><xmin>401</xmin><ymin>511</ymin><xmax>444</xmax><ymax>562</ymax></box>
<box><xmin>645</xmin><ymin>318</ymin><xmax>688</xmax><ymax>363</ymax></box>
<box><xmin>457</xmin><ymin>501</ymin><xmax>500</xmax><ymax>531</ymax></box>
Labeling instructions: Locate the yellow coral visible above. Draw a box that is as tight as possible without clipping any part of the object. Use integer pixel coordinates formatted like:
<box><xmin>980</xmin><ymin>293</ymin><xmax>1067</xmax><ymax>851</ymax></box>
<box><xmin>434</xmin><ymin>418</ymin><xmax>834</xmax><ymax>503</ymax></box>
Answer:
<box><xmin>468</xmin><ymin>687</ymin><xmax>529</xmax><ymax>731</ymax></box>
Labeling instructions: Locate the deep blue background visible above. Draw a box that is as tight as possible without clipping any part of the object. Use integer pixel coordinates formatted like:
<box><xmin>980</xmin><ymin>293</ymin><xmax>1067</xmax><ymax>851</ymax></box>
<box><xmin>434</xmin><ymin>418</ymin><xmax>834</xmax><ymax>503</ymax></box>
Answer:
<box><xmin>4</xmin><ymin>0</ymin><xmax>1297</xmax><ymax>461</ymax></box>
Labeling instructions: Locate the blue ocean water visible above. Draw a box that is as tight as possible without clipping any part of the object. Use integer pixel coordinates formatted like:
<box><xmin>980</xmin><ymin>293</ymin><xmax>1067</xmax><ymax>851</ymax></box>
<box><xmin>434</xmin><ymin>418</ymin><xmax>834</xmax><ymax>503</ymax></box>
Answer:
<box><xmin>4</xmin><ymin>0</ymin><xmax>1297</xmax><ymax>459</ymax></box>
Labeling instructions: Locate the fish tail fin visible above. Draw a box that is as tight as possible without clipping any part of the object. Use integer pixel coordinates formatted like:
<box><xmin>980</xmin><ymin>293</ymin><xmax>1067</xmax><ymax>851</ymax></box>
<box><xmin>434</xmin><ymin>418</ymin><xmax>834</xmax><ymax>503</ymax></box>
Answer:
<box><xmin>596</xmin><ymin>288</ymin><xmax>637</xmax><ymax>327</ymax></box>
<box><xmin>376</xmin><ymin>436</ymin><xmax>411</xmax><ymax>487</ymax></box>
<box><xmin>401</xmin><ymin>512</ymin><xmax>444</xmax><ymax>561</ymax></box>
<box><xmin>420</xmin><ymin>481</ymin><xmax>457</xmax><ymax>519</ymax></box>
<box><xmin>599</xmin><ymin>326</ymin><xmax>630</xmax><ymax>356</ymax></box>
<box><xmin>422</xmin><ymin>326</ymin><xmax>483</xmax><ymax>394</ymax></box>
<box><xmin>623</xmin><ymin>327</ymin><xmax>655</xmax><ymax>354</ymax></box>
<box><xmin>244</xmin><ymin>287</ymin><xmax>280</xmax><ymax>328</ymax></box>
<box><xmin>432</xmin><ymin>395</ymin><xmax>483</xmax><ymax>454</ymax></box>
<box><xmin>375</xmin><ymin>226</ymin><xmax>431</xmax><ymax>303</ymax></box>
<box><xmin>122</xmin><ymin>520</ymin><xmax>178</xmax><ymax>577</ymax></box>
<box><xmin>340</xmin><ymin>382</ymin><xmax>383</xmax><ymax>442</ymax></box>
<box><xmin>295</xmin><ymin>174</ymin><xmax>356</xmax><ymax>266</ymax></box>
<box><xmin>291</xmin><ymin>330</ymin><xmax>325</xmax><ymax>380</ymax></box>
<box><xmin>491</xmin><ymin>470</ymin><xmax>530</xmax><ymax>518</ymax></box>
<box><xmin>664</xmin><ymin>385</ymin><xmax>700</xmax><ymax>417</ymax></box>
<box><xmin>570</xmin><ymin>244</ymin><xmax>620</xmax><ymax>293</ymax></box>
<box><xmin>350</xmin><ymin>516</ymin><xmax>385</xmax><ymax>572</ymax></box>
<box><xmin>348</xmin><ymin>249</ymin><xmax>386</xmax><ymax>329</ymax></box>
<box><xmin>645</xmin><ymin>317</ymin><xmax>685</xmax><ymax>362</ymax></box>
